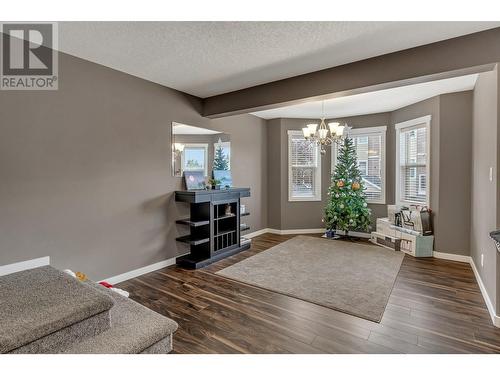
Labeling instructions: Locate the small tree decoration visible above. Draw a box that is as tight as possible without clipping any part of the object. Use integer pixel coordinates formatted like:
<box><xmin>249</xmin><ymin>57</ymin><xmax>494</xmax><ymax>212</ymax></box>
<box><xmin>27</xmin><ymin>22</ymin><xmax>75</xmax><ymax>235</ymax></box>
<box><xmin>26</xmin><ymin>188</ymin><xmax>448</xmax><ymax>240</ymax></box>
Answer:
<box><xmin>324</xmin><ymin>137</ymin><xmax>371</xmax><ymax>236</ymax></box>
<box><xmin>213</xmin><ymin>143</ymin><xmax>229</xmax><ymax>171</ymax></box>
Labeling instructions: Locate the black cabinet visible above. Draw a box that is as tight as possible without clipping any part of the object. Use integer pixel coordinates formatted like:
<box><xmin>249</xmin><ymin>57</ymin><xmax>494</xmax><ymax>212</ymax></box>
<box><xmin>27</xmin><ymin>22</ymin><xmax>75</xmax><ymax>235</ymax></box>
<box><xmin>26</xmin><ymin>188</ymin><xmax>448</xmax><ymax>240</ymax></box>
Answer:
<box><xmin>175</xmin><ymin>188</ymin><xmax>251</xmax><ymax>269</ymax></box>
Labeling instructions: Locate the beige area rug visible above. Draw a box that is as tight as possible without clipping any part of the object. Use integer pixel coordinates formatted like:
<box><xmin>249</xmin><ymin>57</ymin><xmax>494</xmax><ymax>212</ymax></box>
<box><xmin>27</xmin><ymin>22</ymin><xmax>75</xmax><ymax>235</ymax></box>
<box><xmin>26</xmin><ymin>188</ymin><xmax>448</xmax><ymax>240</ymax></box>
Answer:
<box><xmin>216</xmin><ymin>235</ymin><xmax>404</xmax><ymax>322</ymax></box>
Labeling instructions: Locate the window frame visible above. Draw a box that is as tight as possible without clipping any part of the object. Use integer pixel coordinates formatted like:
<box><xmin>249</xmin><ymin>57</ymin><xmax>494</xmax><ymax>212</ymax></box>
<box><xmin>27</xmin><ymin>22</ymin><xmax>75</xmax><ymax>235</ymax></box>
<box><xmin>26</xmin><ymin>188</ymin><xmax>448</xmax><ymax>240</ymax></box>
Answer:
<box><xmin>331</xmin><ymin>125</ymin><xmax>387</xmax><ymax>204</ymax></box>
<box><xmin>288</xmin><ymin>130</ymin><xmax>322</xmax><ymax>202</ymax></box>
<box><xmin>395</xmin><ymin>115</ymin><xmax>431</xmax><ymax>206</ymax></box>
<box><xmin>181</xmin><ymin>143</ymin><xmax>209</xmax><ymax>177</ymax></box>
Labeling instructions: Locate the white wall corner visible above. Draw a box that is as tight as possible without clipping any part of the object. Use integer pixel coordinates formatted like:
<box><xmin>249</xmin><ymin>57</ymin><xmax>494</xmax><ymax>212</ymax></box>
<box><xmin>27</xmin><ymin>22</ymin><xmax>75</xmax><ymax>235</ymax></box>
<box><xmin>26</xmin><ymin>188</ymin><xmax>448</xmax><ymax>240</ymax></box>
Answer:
<box><xmin>0</xmin><ymin>256</ymin><xmax>50</xmax><ymax>277</ymax></box>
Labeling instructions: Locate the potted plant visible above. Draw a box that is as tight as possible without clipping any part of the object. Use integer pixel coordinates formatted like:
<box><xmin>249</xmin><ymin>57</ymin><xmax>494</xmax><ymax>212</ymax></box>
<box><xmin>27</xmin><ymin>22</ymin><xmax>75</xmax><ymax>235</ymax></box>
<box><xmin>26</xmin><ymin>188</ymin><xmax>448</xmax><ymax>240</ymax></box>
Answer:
<box><xmin>325</xmin><ymin>228</ymin><xmax>335</xmax><ymax>238</ymax></box>
<box><xmin>208</xmin><ymin>178</ymin><xmax>221</xmax><ymax>190</ymax></box>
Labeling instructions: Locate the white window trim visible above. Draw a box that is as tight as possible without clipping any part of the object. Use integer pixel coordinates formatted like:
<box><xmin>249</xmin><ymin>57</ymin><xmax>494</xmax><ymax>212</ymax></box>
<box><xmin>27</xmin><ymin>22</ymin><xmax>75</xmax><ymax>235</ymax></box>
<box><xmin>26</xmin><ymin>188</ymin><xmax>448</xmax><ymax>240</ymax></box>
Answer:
<box><xmin>213</xmin><ymin>141</ymin><xmax>231</xmax><ymax>170</ymax></box>
<box><xmin>331</xmin><ymin>125</ymin><xmax>387</xmax><ymax>204</ymax></box>
<box><xmin>181</xmin><ymin>143</ymin><xmax>209</xmax><ymax>177</ymax></box>
<box><xmin>395</xmin><ymin>115</ymin><xmax>431</xmax><ymax>206</ymax></box>
<box><xmin>288</xmin><ymin>130</ymin><xmax>322</xmax><ymax>202</ymax></box>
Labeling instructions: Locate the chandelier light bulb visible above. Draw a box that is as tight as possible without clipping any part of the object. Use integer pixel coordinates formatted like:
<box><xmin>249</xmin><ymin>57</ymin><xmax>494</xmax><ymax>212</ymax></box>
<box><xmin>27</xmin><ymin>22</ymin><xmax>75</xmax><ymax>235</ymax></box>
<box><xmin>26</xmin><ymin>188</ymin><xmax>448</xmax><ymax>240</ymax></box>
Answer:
<box><xmin>328</xmin><ymin>122</ymin><xmax>340</xmax><ymax>134</ymax></box>
<box><xmin>318</xmin><ymin>128</ymin><xmax>328</xmax><ymax>139</ymax></box>
<box><xmin>174</xmin><ymin>143</ymin><xmax>185</xmax><ymax>152</ymax></box>
<box><xmin>301</xmin><ymin>103</ymin><xmax>347</xmax><ymax>155</ymax></box>
<box><xmin>302</xmin><ymin>127</ymin><xmax>311</xmax><ymax>138</ymax></box>
<box><xmin>307</xmin><ymin>123</ymin><xmax>318</xmax><ymax>134</ymax></box>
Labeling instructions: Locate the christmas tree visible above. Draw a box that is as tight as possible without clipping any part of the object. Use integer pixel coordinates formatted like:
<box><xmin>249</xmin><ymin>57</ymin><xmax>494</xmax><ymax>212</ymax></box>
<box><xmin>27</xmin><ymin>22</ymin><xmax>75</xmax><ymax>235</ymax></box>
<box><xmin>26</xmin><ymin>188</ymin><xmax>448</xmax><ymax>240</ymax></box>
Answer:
<box><xmin>213</xmin><ymin>144</ymin><xmax>229</xmax><ymax>170</ymax></box>
<box><xmin>324</xmin><ymin>137</ymin><xmax>371</xmax><ymax>235</ymax></box>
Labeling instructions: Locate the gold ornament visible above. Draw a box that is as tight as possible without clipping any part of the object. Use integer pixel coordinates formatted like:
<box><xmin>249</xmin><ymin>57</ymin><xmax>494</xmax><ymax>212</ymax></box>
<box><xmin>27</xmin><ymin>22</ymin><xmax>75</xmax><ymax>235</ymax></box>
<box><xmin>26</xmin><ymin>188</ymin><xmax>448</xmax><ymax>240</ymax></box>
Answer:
<box><xmin>75</xmin><ymin>271</ymin><xmax>88</xmax><ymax>282</ymax></box>
<box><xmin>336</xmin><ymin>180</ymin><xmax>345</xmax><ymax>188</ymax></box>
<box><xmin>352</xmin><ymin>181</ymin><xmax>360</xmax><ymax>191</ymax></box>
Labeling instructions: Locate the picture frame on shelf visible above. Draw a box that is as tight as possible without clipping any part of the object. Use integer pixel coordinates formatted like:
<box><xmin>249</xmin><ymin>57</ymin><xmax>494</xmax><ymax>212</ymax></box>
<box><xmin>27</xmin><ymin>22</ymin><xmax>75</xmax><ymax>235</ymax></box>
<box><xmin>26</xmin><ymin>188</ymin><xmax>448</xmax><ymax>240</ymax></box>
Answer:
<box><xmin>184</xmin><ymin>171</ymin><xmax>206</xmax><ymax>190</ymax></box>
<box><xmin>213</xmin><ymin>170</ymin><xmax>233</xmax><ymax>189</ymax></box>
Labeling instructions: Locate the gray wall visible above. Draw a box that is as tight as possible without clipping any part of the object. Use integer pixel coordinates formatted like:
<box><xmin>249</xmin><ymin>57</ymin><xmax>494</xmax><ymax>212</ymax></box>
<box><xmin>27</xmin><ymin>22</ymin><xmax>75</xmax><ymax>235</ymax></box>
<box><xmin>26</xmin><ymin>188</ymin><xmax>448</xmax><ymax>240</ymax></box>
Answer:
<box><xmin>438</xmin><ymin>92</ymin><xmax>473</xmax><ymax>256</ymax></box>
<box><xmin>0</xmin><ymin>52</ymin><xmax>267</xmax><ymax>280</ymax></box>
<box><xmin>391</xmin><ymin>93</ymin><xmax>473</xmax><ymax>256</ymax></box>
<box><xmin>471</xmin><ymin>69</ymin><xmax>498</xmax><ymax>310</ymax></box>
<box><xmin>266</xmin><ymin>119</ymin><xmax>282</xmax><ymax>229</ymax></box>
<box><xmin>210</xmin><ymin>114</ymin><xmax>268</xmax><ymax>234</ymax></box>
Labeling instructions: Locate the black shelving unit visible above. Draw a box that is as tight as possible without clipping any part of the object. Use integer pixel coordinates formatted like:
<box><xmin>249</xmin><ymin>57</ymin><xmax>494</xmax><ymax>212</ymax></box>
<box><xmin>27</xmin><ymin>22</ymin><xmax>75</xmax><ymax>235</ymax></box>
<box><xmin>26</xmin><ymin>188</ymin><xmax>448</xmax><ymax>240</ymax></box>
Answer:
<box><xmin>175</xmin><ymin>188</ymin><xmax>251</xmax><ymax>269</ymax></box>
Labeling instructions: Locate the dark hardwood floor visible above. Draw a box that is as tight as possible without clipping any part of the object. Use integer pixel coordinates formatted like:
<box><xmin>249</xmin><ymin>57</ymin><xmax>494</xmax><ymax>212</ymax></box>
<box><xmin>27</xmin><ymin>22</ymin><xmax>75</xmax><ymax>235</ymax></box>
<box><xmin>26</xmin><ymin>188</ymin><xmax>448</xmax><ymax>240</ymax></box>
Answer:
<box><xmin>117</xmin><ymin>233</ymin><xmax>500</xmax><ymax>353</ymax></box>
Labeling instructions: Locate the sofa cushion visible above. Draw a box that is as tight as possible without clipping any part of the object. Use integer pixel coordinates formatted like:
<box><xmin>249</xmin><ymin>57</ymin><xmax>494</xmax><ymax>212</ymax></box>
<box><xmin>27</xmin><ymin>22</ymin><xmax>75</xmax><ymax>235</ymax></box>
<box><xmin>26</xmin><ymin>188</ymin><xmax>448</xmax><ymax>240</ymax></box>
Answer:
<box><xmin>62</xmin><ymin>282</ymin><xmax>178</xmax><ymax>354</ymax></box>
<box><xmin>0</xmin><ymin>266</ymin><xmax>114</xmax><ymax>353</ymax></box>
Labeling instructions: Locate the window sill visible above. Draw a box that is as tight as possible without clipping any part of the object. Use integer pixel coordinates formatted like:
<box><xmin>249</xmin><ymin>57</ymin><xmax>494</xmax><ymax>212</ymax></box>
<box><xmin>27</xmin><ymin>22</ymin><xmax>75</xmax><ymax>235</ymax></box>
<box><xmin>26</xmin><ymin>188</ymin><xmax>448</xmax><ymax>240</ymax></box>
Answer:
<box><xmin>288</xmin><ymin>197</ymin><xmax>322</xmax><ymax>202</ymax></box>
<box><xmin>366</xmin><ymin>200</ymin><xmax>386</xmax><ymax>205</ymax></box>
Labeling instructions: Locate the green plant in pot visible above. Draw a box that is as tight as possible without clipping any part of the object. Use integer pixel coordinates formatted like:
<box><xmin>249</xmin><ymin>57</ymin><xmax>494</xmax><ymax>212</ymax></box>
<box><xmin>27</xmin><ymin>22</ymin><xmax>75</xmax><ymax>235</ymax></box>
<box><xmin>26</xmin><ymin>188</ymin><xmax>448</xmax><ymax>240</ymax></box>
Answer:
<box><xmin>208</xmin><ymin>178</ymin><xmax>221</xmax><ymax>190</ymax></box>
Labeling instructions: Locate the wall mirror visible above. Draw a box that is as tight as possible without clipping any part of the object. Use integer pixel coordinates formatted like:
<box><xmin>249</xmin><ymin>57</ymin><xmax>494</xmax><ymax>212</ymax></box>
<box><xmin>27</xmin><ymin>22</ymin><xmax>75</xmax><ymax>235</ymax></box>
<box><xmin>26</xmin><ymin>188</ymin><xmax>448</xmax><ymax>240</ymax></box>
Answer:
<box><xmin>171</xmin><ymin>122</ymin><xmax>231</xmax><ymax>178</ymax></box>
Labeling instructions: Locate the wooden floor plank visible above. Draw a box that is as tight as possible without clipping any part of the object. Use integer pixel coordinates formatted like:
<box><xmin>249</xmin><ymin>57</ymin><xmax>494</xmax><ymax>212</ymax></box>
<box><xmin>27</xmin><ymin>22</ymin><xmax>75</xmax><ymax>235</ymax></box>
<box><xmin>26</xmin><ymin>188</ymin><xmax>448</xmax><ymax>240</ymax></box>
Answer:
<box><xmin>117</xmin><ymin>233</ymin><xmax>500</xmax><ymax>353</ymax></box>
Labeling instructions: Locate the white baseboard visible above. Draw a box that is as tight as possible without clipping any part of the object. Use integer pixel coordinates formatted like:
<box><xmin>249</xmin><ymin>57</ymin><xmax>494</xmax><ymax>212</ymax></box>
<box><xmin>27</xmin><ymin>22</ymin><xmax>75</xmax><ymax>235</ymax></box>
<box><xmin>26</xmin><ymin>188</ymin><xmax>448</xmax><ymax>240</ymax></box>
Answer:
<box><xmin>432</xmin><ymin>251</ymin><xmax>471</xmax><ymax>263</ymax></box>
<box><xmin>0</xmin><ymin>256</ymin><xmax>50</xmax><ymax>277</ymax></box>
<box><xmin>245</xmin><ymin>227</ymin><xmax>371</xmax><ymax>238</ymax></box>
<box><xmin>469</xmin><ymin>258</ymin><xmax>500</xmax><ymax>328</ymax></box>
<box><xmin>244</xmin><ymin>228</ymin><xmax>270</xmax><ymax>238</ymax></box>
<box><xmin>102</xmin><ymin>256</ymin><xmax>177</xmax><ymax>284</ymax></box>
<box><xmin>268</xmin><ymin>228</ymin><xmax>325</xmax><ymax>235</ymax></box>
<box><xmin>431</xmin><ymin>251</ymin><xmax>500</xmax><ymax>327</ymax></box>
<box><xmin>342</xmin><ymin>231</ymin><xmax>372</xmax><ymax>239</ymax></box>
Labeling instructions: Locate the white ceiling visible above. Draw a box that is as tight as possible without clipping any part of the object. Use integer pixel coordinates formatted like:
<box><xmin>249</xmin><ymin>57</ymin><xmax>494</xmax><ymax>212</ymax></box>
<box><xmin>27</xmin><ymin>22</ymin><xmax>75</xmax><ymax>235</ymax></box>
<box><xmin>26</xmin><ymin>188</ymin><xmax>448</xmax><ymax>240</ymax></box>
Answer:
<box><xmin>58</xmin><ymin>22</ymin><xmax>499</xmax><ymax>98</ymax></box>
<box><xmin>172</xmin><ymin>123</ymin><xmax>220</xmax><ymax>135</ymax></box>
<box><xmin>251</xmin><ymin>74</ymin><xmax>479</xmax><ymax>119</ymax></box>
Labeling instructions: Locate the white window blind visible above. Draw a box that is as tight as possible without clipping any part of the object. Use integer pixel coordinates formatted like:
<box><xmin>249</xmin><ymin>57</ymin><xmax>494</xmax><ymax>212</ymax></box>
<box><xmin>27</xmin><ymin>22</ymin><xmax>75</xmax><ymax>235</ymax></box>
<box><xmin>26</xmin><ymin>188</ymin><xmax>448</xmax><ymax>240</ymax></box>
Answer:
<box><xmin>288</xmin><ymin>131</ymin><xmax>321</xmax><ymax>201</ymax></box>
<box><xmin>396</xmin><ymin>116</ymin><xmax>430</xmax><ymax>206</ymax></box>
<box><xmin>332</xmin><ymin>126</ymin><xmax>386</xmax><ymax>204</ymax></box>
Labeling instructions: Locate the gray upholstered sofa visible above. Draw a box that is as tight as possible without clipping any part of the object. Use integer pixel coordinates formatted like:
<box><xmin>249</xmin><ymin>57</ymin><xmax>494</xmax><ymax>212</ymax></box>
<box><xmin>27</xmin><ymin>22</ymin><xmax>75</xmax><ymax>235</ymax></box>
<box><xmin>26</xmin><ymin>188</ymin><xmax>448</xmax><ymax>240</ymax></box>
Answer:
<box><xmin>0</xmin><ymin>266</ymin><xmax>178</xmax><ymax>354</ymax></box>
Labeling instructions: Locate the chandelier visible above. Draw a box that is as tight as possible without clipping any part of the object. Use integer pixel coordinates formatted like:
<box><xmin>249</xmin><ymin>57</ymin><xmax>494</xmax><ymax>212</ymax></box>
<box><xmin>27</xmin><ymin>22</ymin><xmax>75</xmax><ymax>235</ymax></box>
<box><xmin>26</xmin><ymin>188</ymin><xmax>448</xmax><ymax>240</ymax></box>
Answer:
<box><xmin>302</xmin><ymin>101</ymin><xmax>346</xmax><ymax>154</ymax></box>
<box><xmin>173</xmin><ymin>142</ymin><xmax>185</xmax><ymax>156</ymax></box>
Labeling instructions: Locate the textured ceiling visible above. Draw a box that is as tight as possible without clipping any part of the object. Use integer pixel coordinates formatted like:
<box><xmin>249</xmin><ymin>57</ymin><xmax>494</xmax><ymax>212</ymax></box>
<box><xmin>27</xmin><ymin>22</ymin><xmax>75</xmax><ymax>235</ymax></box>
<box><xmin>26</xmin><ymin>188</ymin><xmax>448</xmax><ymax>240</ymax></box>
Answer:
<box><xmin>251</xmin><ymin>74</ymin><xmax>478</xmax><ymax>119</ymax></box>
<box><xmin>58</xmin><ymin>22</ymin><xmax>500</xmax><ymax>97</ymax></box>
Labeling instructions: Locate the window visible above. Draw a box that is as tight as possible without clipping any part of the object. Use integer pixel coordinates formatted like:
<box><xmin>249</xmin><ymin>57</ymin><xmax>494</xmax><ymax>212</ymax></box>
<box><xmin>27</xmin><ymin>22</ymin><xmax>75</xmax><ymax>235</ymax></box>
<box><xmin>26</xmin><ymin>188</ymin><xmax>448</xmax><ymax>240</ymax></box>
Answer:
<box><xmin>395</xmin><ymin>115</ymin><xmax>431</xmax><ymax>206</ymax></box>
<box><xmin>332</xmin><ymin>126</ymin><xmax>386</xmax><ymax>204</ymax></box>
<box><xmin>288</xmin><ymin>130</ymin><xmax>321</xmax><ymax>201</ymax></box>
<box><xmin>181</xmin><ymin>143</ymin><xmax>208</xmax><ymax>176</ymax></box>
<box><xmin>357</xmin><ymin>160</ymin><xmax>368</xmax><ymax>176</ymax></box>
<box><xmin>213</xmin><ymin>141</ymin><xmax>231</xmax><ymax>170</ymax></box>
<box><xmin>357</xmin><ymin>136</ymin><xmax>368</xmax><ymax>145</ymax></box>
